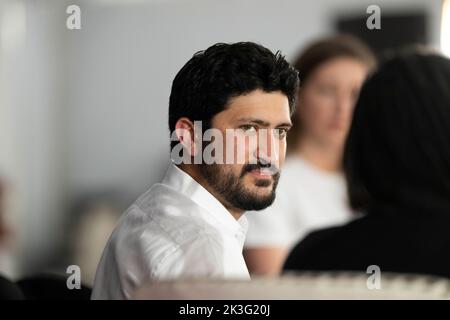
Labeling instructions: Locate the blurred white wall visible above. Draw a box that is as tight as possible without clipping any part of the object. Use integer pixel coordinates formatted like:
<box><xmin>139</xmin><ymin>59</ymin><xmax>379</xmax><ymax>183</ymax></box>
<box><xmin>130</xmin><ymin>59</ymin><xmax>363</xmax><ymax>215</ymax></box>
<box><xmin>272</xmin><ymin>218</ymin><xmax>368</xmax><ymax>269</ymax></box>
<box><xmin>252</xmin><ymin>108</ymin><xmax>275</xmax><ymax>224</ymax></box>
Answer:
<box><xmin>0</xmin><ymin>0</ymin><xmax>69</xmax><ymax>276</ymax></box>
<box><xmin>0</xmin><ymin>0</ymin><xmax>444</xmax><ymax>278</ymax></box>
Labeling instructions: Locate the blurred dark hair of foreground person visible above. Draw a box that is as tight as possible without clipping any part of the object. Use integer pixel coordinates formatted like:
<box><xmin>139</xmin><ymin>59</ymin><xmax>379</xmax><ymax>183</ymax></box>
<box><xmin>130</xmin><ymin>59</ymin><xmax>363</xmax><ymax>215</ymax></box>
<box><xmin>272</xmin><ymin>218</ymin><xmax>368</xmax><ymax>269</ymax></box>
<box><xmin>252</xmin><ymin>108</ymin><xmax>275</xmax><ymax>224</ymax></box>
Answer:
<box><xmin>284</xmin><ymin>49</ymin><xmax>450</xmax><ymax>279</ymax></box>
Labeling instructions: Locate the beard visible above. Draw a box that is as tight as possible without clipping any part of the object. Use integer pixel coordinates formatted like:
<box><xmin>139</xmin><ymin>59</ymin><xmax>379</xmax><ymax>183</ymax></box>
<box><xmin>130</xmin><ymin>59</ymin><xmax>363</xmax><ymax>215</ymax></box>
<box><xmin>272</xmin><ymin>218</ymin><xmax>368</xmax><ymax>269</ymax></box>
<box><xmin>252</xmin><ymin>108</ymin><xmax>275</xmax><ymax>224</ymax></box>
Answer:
<box><xmin>199</xmin><ymin>162</ymin><xmax>280</xmax><ymax>211</ymax></box>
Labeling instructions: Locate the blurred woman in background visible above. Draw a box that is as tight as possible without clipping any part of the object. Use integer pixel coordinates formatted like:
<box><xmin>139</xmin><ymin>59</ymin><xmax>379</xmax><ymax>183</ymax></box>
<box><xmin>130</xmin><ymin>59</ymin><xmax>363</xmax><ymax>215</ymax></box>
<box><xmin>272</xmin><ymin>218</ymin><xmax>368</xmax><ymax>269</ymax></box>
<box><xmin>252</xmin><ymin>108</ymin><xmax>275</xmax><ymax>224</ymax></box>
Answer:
<box><xmin>244</xmin><ymin>35</ymin><xmax>376</xmax><ymax>275</ymax></box>
<box><xmin>284</xmin><ymin>50</ymin><xmax>450</xmax><ymax>279</ymax></box>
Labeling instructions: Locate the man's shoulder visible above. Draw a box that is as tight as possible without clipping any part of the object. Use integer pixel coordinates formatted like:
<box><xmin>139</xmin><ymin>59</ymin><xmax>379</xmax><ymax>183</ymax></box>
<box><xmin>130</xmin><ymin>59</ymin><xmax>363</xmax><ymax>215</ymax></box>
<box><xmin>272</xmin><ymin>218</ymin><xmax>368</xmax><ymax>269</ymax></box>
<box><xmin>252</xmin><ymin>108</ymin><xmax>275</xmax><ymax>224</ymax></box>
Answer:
<box><xmin>111</xmin><ymin>204</ymin><xmax>224</xmax><ymax>277</ymax></box>
<box><xmin>132</xmin><ymin>182</ymin><xmax>205</xmax><ymax>222</ymax></box>
<box><xmin>115</xmin><ymin>194</ymin><xmax>217</xmax><ymax>246</ymax></box>
<box><xmin>108</xmin><ymin>184</ymin><xmax>223</xmax><ymax>260</ymax></box>
<box><xmin>93</xmin><ymin>201</ymin><xmax>224</xmax><ymax>298</ymax></box>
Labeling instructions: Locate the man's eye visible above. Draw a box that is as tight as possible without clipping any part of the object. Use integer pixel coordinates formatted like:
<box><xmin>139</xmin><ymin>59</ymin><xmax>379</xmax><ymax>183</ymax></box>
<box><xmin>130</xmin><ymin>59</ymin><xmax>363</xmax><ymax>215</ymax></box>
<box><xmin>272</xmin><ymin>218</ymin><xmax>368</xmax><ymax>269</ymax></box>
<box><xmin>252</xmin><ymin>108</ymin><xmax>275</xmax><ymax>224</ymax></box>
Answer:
<box><xmin>274</xmin><ymin>128</ymin><xmax>288</xmax><ymax>139</ymax></box>
<box><xmin>240</xmin><ymin>125</ymin><xmax>257</xmax><ymax>135</ymax></box>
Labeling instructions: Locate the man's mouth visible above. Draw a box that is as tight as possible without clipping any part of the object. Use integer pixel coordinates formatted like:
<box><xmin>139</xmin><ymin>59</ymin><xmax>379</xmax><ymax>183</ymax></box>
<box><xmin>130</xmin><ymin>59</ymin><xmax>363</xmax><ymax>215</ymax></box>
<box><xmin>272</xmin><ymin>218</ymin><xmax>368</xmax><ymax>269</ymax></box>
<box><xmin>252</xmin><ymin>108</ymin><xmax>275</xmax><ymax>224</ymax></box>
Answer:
<box><xmin>247</xmin><ymin>167</ymin><xmax>279</xmax><ymax>178</ymax></box>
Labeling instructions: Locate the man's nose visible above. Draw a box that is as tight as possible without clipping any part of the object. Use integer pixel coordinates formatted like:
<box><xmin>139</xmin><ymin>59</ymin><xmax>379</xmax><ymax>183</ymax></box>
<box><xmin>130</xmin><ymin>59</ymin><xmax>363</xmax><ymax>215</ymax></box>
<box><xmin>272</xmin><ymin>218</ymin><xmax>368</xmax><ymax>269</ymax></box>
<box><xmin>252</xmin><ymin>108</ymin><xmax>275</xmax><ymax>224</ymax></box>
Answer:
<box><xmin>254</xmin><ymin>129</ymin><xmax>279</xmax><ymax>165</ymax></box>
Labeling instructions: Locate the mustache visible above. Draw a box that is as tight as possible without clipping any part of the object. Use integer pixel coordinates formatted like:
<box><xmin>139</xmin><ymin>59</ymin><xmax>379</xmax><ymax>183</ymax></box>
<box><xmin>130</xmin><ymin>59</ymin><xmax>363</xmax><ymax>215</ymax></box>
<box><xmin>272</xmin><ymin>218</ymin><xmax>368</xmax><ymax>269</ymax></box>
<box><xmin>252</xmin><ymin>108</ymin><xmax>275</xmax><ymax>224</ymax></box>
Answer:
<box><xmin>240</xmin><ymin>161</ymin><xmax>280</xmax><ymax>178</ymax></box>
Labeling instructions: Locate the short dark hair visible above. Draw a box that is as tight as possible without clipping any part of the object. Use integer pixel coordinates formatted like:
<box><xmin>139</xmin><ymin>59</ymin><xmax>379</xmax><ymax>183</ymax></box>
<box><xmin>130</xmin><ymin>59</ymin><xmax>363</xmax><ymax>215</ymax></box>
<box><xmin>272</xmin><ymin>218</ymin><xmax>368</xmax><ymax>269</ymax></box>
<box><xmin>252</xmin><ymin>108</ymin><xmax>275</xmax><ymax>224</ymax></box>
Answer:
<box><xmin>344</xmin><ymin>50</ymin><xmax>450</xmax><ymax>214</ymax></box>
<box><xmin>168</xmin><ymin>42</ymin><xmax>299</xmax><ymax>149</ymax></box>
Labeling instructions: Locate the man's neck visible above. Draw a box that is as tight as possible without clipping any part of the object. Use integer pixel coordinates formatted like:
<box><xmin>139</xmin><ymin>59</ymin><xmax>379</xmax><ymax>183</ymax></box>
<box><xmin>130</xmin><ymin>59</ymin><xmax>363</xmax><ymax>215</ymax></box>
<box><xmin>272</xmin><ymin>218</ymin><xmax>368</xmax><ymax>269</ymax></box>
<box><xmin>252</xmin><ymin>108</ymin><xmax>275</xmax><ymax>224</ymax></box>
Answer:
<box><xmin>177</xmin><ymin>164</ymin><xmax>244</xmax><ymax>221</ymax></box>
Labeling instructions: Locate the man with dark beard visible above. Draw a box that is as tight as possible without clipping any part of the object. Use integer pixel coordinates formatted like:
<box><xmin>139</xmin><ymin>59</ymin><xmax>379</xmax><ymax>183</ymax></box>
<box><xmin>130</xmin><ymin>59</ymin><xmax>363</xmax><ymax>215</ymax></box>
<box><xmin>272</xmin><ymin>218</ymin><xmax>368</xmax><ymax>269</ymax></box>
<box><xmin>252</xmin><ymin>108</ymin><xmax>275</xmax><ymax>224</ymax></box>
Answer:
<box><xmin>92</xmin><ymin>42</ymin><xmax>299</xmax><ymax>299</ymax></box>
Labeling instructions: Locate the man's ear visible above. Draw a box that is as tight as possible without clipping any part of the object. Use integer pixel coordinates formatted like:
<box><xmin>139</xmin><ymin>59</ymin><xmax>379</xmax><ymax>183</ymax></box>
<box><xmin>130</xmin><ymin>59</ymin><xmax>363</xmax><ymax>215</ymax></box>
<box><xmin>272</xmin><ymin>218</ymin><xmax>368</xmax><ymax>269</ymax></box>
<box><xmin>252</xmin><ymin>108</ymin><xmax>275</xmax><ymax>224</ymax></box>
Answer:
<box><xmin>174</xmin><ymin>117</ymin><xmax>201</xmax><ymax>157</ymax></box>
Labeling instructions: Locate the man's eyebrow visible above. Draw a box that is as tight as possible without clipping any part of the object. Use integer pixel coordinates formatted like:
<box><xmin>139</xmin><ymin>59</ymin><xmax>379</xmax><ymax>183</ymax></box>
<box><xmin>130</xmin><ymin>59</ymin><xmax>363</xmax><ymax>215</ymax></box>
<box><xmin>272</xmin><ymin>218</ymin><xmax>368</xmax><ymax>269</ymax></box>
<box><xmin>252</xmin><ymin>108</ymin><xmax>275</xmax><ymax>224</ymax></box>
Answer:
<box><xmin>236</xmin><ymin>118</ymin><xmax>270</xmax><ymax>127</ymax></box>
<box><xmin>277</xmin><ymin>122</ymin><xmax>293</xmax><ymax>128</ymax></box>
<box><xmin>236</xmin><ymin>117</ymin><xmax>292</xmax><ymax>128</ymax></box>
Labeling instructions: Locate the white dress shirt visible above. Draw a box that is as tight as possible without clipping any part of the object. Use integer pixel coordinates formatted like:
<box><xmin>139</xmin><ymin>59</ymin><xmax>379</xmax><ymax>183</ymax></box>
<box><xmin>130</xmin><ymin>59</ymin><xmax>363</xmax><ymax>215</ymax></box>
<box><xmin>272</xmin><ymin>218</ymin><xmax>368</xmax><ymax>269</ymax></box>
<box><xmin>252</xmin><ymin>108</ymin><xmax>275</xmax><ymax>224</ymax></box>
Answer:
<box><xmin>245</xmin><ymin>156</ymin><xmax>355</xmax><ymax>250</ymax></box>
<box><xmin>91</xmin><ymin>163</ymin><xmax>250</xmax><ymax>300</ymax></box>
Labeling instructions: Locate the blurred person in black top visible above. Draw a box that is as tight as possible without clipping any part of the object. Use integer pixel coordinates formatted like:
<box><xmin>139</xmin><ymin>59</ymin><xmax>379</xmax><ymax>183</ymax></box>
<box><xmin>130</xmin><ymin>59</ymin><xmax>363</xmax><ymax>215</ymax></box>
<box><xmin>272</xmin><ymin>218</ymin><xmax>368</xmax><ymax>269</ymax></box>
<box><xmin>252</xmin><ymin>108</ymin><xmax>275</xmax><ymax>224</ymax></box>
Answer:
<box><xmin>284</xmin><ymin>49</ymin><xmax>450</xmax><ymax>279</ymax></box>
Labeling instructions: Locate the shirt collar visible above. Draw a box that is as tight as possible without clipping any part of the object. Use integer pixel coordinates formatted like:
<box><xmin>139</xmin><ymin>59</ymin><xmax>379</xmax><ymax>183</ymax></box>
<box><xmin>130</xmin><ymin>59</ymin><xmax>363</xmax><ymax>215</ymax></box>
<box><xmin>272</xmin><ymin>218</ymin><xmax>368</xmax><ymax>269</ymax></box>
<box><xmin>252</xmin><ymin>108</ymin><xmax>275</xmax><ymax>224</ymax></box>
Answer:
<box><xmin>162</xmin><ymin>163</ymin><xmax>248</xmax><ymax>241</ymax></box>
